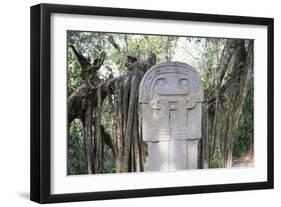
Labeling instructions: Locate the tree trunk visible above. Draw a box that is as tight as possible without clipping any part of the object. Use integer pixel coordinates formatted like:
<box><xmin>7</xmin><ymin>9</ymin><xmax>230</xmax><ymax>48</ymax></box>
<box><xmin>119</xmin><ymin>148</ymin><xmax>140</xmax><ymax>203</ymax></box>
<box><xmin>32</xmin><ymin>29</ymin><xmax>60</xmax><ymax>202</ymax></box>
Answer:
<box><xmin>201</xmin><ymin>102</ymin><xmax>209</xmax><ymax>168</ymax></box>
<box><xmin>207</xmin><ymin>39</ymin><xmax>253</xmax><ymax>168</ymax></box>
<box><xmin>106</xmin><ymin>56</ymin><xmax>156</xmax><ymax>172</ymax></box>
<box><xmin>84</xmin><ymin>100</ymin><xmax>95</xmax><ymax>173</ymax></box>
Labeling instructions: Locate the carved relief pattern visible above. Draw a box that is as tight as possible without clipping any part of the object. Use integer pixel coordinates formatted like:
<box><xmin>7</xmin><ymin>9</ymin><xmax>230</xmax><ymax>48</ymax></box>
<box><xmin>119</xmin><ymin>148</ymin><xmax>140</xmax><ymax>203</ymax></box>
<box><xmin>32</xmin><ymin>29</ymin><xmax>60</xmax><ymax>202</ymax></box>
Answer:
<box><xmin>139</xmin><ymin>62</ymin><xmax>203</xmax><ymax>171</ymax></box>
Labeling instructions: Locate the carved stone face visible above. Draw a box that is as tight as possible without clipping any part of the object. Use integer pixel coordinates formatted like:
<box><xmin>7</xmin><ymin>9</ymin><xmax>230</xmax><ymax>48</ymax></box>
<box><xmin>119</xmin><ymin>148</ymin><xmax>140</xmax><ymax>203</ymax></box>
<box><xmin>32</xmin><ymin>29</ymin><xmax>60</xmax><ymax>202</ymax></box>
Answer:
<box><xmin>139</xmin><ymin>62</ymin><xmax>203</xmax><ymax>171</ymax></box>
<box><xmin>141</xmin><ymin>64</ymin><xmax>202</xmax><ymax>101</ymax></box>
<box><xmin>139</xmin><ymin>62</ymin><xmax>203</xmax><ymax>142</ymax></box>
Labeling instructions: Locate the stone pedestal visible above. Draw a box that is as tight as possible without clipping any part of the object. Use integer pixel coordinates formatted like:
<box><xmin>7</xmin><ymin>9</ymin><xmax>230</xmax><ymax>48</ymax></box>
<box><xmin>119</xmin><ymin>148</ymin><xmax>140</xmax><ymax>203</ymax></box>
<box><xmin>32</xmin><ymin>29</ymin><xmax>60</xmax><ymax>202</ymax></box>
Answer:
<box><xmin>139</xmin><ymin>62</ymin><xmax>203</xmax><ymax>171</ymax></box>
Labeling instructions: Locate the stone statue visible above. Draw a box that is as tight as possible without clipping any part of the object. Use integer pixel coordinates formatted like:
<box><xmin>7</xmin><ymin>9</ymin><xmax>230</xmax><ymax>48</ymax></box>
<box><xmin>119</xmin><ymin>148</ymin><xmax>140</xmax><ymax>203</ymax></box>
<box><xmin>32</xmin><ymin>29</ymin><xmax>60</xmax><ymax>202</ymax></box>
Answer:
<box><xmin>139</xmin><ymin>62</ymin><xmax>203</xmax><ymax>171</ymax></box>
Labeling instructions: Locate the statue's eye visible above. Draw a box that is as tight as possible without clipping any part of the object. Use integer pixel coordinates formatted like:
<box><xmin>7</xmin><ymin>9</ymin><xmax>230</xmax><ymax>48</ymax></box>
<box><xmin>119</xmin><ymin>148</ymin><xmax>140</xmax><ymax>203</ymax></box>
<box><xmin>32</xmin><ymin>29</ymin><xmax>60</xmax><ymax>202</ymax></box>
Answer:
<box><xmin>156</xmin><ymin>78</ymin><xmax>167</xmax><ymax>87</ymax></box>
<box><xmin>178</xmin><ymin>78</ymin><xmax>189</xmax><ymax>87</ymax></box>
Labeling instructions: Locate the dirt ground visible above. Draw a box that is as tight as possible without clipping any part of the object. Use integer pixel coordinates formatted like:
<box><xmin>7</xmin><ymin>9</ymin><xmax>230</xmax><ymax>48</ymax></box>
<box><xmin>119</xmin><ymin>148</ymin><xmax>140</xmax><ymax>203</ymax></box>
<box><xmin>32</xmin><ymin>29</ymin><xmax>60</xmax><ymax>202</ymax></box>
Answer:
<box><xmin>232</xmin><ymin>149</ymin><xmax>254</xmax><ymax>168</ymax></box>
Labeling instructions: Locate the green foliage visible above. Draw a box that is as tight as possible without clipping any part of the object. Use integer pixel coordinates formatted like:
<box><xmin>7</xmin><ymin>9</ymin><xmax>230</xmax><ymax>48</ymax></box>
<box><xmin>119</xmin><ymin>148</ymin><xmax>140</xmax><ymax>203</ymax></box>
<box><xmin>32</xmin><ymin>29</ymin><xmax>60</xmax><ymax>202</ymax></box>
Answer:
<box><xmin>198</xmin><ymin>38</ymin><xmax>226</xmax><ymax>89</ymax></box>
<box><xmin>100</xmin><ymin>145</ymin><xmax>116</xmax><ymax>173</ymax></box>
<box><xmin>67</xmin><ymin>119</ymin><xmax>87</xmax><ymax>175</ymax></box>
<box><xmin>233</xmin><ymin>85</ymin><xmax>254</xmax><ymax>158</ymax></box>
<box><xmin>67</xmin><ymin>47</ymin><xmax>84</xmax><ymax>93</ymax></box>
<box><xmin>68</xmin><ymin>31</ymin><xmax>180</xmax><ymax>76</ymax></box>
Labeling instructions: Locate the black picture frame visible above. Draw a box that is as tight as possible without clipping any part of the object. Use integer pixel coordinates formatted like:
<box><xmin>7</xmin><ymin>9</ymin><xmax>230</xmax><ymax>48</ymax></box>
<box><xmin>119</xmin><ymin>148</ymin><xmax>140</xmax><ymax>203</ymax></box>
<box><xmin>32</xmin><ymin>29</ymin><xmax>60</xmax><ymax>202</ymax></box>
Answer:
<box><xmin>30</xmin><ymin>3</ymin><xmax>274</xmax><ymax>204</ymax></box>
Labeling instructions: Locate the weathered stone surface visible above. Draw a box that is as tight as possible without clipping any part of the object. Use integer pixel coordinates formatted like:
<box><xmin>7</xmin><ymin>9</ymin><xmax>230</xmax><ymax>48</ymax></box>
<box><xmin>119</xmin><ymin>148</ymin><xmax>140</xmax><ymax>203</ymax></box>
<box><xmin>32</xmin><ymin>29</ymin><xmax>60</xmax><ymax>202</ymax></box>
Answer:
<box><xmin>139</xmin><ymin>62</ymin><xmax>203</xmax><ymax>171</ymax></box>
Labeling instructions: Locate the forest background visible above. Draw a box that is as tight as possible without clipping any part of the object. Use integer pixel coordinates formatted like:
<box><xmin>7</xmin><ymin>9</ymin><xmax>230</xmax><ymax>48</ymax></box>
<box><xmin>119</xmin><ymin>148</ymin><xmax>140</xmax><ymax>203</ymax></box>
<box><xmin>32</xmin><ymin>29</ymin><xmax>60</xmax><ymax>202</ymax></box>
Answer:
<box><xmin>67</xmin><ymin>31</ymin><xmax>254</xmax><ymax>175</ymax></box>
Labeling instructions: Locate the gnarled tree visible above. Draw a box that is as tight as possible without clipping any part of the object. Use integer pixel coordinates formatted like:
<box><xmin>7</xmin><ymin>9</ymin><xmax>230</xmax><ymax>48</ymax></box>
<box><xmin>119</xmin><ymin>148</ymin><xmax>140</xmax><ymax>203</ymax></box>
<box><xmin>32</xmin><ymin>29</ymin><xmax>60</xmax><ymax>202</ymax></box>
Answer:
<box><xmin>203</xmin><ymin>39</ymin><xmax>254</xmax><ymax>168</ymax></box>
<box><xmin>68</xmin><ymin>44</ymin><xmax>156</xmax><ymax>173</ymax></box>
